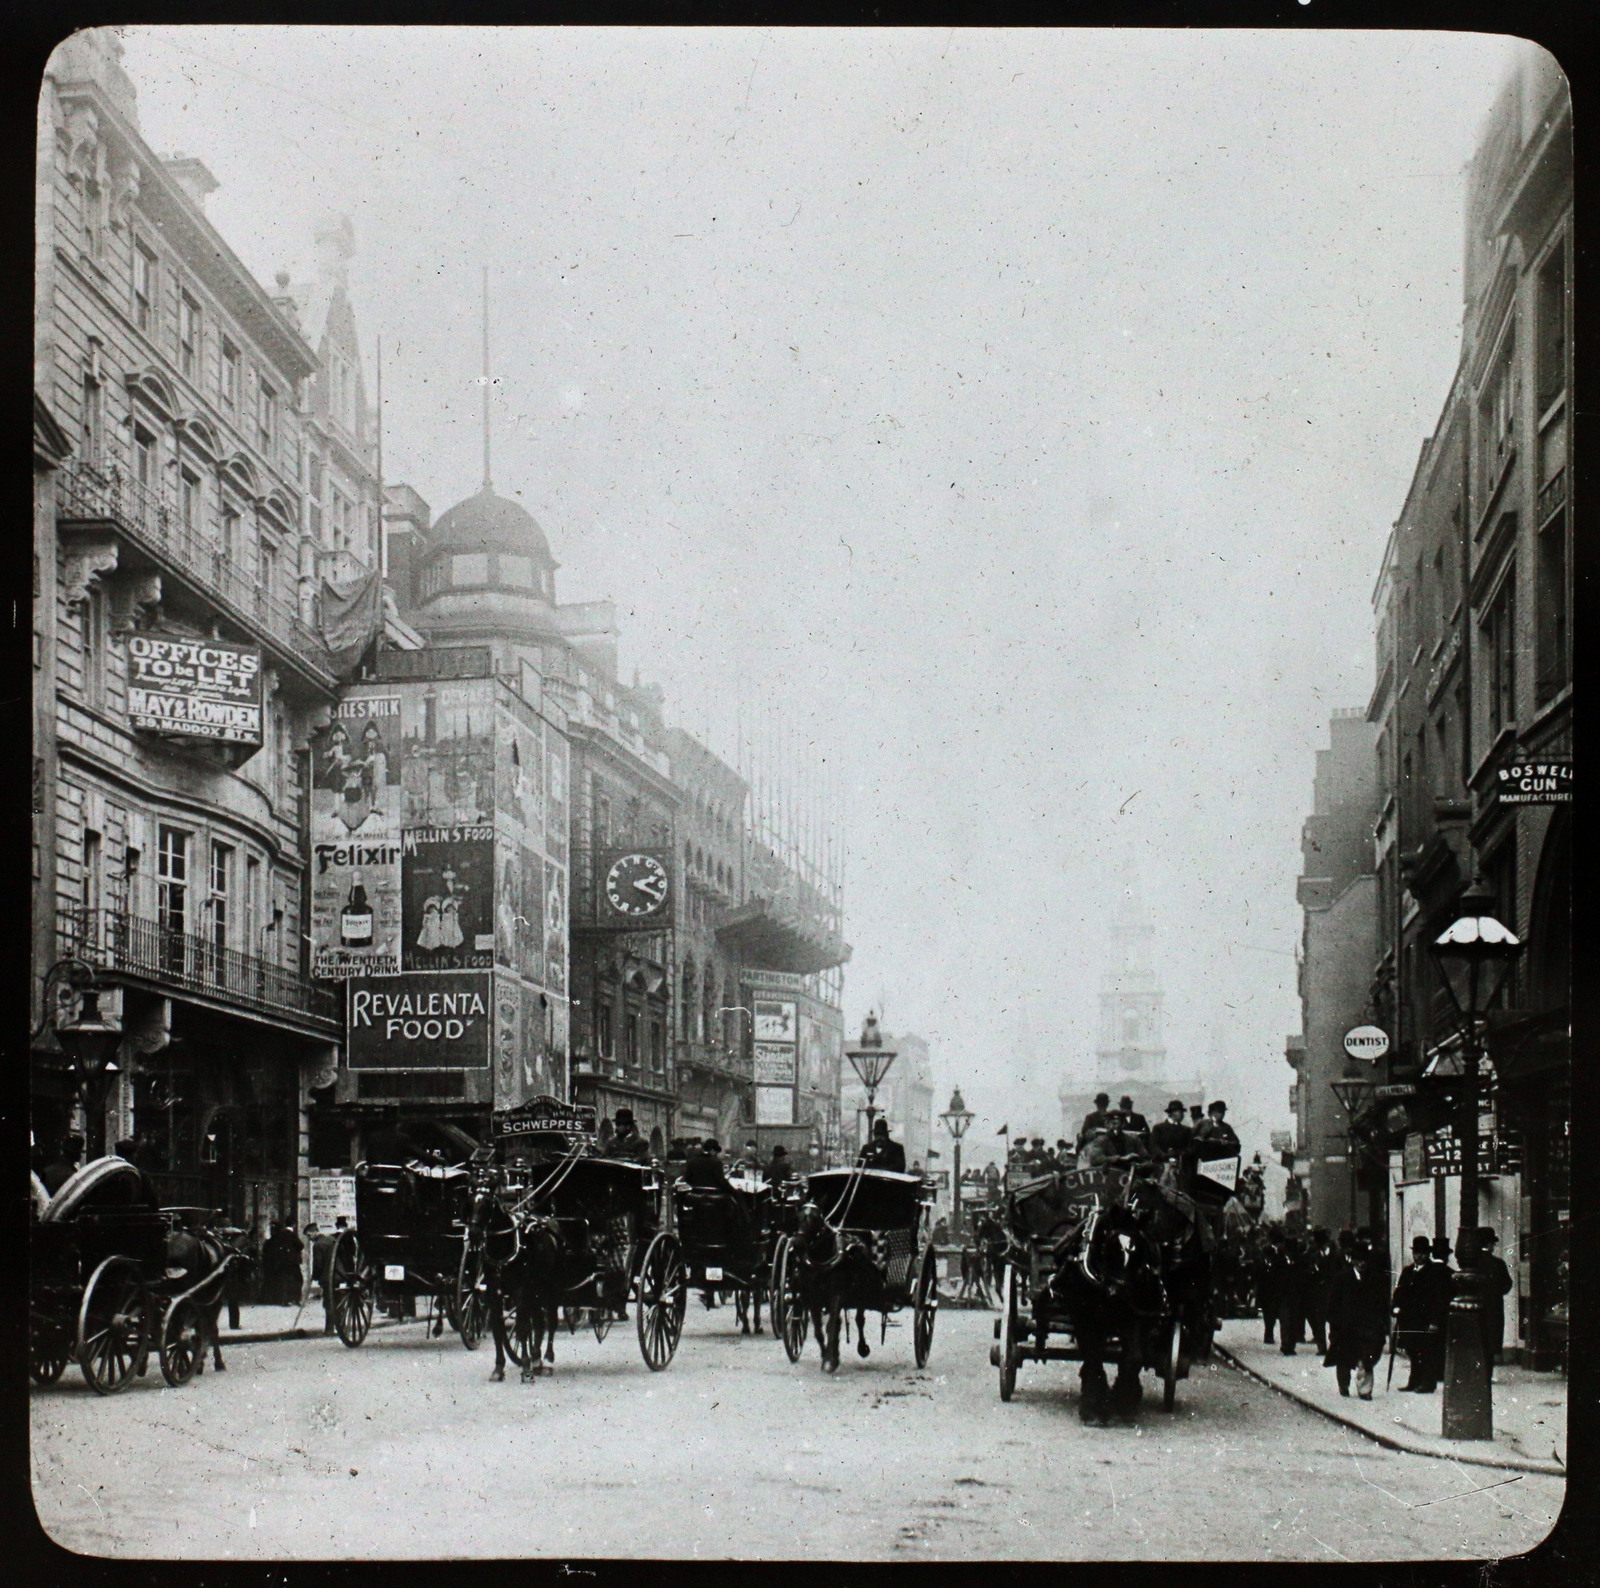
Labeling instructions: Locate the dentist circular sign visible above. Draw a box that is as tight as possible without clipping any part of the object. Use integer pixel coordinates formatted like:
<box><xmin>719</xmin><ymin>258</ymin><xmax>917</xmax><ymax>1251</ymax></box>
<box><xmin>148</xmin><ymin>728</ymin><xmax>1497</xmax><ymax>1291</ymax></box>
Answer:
<box><xmin>1343</xmin><ymin>1025</ymin><xmax>1390</xmax><ymax>1063</ymax></box>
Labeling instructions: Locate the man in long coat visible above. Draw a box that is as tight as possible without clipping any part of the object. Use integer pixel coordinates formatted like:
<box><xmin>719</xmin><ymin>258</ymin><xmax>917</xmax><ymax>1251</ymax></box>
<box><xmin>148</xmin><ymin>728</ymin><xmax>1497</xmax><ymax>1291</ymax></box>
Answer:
<box><xmin>1323</xmin><ymin>1232</ymin><xmax>1389</xmax><ymax>1398</ymax></box>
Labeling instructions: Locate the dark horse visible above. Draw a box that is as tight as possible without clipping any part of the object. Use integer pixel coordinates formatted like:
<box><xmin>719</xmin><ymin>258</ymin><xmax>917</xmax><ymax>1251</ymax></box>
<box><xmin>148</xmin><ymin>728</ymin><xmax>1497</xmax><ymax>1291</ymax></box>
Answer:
<box><xmin>164</xmin><ymin>1224</ymin><xmax>248</xmax><ymax>1375</ymax></box>
<box><xmin>787</xmin><ymin>1210</ymin><xmax>884</xmax><ymax>1372</ymax></box>
<box><xmin>1048</xmin><ymin>1200</ymin><xmax>1167</xmax><ymax>1424</ymax></box>
<box><xmin>489</xmin><ymin>1214</ymin><xmax>565</xmax><ymax>1382</ymax></box>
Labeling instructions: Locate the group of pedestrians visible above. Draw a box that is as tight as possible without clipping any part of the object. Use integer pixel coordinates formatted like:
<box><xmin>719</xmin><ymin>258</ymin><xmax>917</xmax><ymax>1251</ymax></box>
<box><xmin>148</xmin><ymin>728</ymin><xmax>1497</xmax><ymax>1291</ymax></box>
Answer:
<box><xmin>1257</xmin><ymin>1227</ymin><xmax>1389</xmax><ymax>1397</ymax></box>
<box><xmin>1252</xmin><ymin>1223</ymin><xmax>1513</xmax><ymax>1400</ymax></box>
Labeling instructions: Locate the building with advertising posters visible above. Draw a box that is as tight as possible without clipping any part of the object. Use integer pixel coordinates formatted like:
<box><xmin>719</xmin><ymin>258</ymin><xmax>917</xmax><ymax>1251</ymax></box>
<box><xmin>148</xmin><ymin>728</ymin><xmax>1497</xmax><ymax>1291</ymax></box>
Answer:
<box><xmin>29</xmin><ymin>31</ymin><xmax>403</xmax><ymax>1235</ymax></box>
<box><xmin>380</xmin><ymin>466</ymin><xmax>851</xmax><ymax>1156</ymax></box>
<box><xmin>304</xmin><ymin>671</ymin><xmax>570</xmax><ymax>1167</ymax></box>
<box><xmin>1355</xmin><ymin>45</ymin><xmax>1571</xmax><ymax>1367</ymax></box>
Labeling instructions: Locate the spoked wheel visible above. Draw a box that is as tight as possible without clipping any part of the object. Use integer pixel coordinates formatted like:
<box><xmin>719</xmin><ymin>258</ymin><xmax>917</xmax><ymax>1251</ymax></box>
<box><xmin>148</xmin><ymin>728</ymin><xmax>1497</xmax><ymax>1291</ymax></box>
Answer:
<box><xmin>1162</xmin><ymin>1316</ymin><xmax>1182</xmax><ymax>1412</ymax></box>
<box><xmin>912</xmin><ymin>1246</ymin><xmax>938</xmax><ymax>1369</ymax></box>
<box><xmin>635</xmin><ymin>1233</ymin><xmax>686</xmax><ymax>1371</ymax></box>
<box><xmin>30</xmin><ymin>1322</ymin><xmax>72</xmax><ymax>1387</ymax></box>
<box><xmin>77</xmin><ymin>1257</ymin><xmax>150</xmax><ymax>1395</ymax></box>
<box><xmin>330</xmin><ymin>1231</ymin><xmax>374</xmax><ymax>1348</ymax></box>
<box><xmin>768</xmin><ymin>1238</ymin><xmax>789</xmax><ymax>1343</ymax></box>
<box><xmin>998</xmin><ymin>1262</ymin><xmax>1021</xmax><ymax>1401</ymax></box>
<box><xmin>455</xmin><ymin>1241</ymin><xmax>489</xmax><ymax>1351</ymax></box>
<box><xmin>776</xmin><ymin>1239</ymin><xmax>808</xmax><ymax>1364</ymax></box>
<box><xmin>494</xmin><ymin>1294</ymin><xmax>531</xmax><ymax>1369</ymax></box>
<box><xmin>159</xmin><ymin>1298</ymin><xmax>206</xmax><ymax>1387</ymax></box>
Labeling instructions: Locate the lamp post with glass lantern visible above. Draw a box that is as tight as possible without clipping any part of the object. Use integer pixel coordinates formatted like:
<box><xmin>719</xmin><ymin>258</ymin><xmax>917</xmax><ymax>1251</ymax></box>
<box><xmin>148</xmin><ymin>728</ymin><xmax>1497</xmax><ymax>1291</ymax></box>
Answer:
<box><xmin>844</xmin><ymin>1012</ymin><xmax>896</xmax><ymax>1159</ymax></box>
<box><xmin>939</xmin><ymin>1088</ymin><xmax>975</xmax><ymax>1238</ymax></box>
<box><xmin>1428</xmin><ymin>877</ymin><xmax>1523</xmax><ymax>1440</ymax></box>
<box><xmin>39</xmin><ymin>958</ymin><xmax>125</xmax><ymax>1161</ymax></box>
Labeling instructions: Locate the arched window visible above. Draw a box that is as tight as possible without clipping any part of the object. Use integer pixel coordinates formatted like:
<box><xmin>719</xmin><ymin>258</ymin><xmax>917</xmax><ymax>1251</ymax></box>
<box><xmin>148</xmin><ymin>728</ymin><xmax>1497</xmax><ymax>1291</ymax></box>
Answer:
<box><xmin>1123</xmin><ymin>1009</ymin><xmax>1140</xmax><ymax>1044</ymax></box>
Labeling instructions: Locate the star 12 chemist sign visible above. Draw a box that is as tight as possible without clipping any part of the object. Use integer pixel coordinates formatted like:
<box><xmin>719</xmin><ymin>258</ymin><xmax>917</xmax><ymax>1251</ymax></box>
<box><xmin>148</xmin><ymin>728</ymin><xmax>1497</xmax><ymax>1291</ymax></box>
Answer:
<box><xmin>126</xmin><ymin>635</ymin><xmax>262</xmax><ymax>746</ymax></box>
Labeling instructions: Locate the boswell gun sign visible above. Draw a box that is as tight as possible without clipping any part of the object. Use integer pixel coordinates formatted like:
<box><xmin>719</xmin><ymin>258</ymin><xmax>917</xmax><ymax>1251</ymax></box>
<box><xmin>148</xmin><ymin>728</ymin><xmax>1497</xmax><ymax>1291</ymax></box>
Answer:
<box><xmin>126</xmin><ymin>635</ymin><xmax>263</xmax><ymax>745</ymax></box>
<box><xmin>346</xmin><ymin>971</ymin><xmax>492</xmax><ymax>1068</ymax></box>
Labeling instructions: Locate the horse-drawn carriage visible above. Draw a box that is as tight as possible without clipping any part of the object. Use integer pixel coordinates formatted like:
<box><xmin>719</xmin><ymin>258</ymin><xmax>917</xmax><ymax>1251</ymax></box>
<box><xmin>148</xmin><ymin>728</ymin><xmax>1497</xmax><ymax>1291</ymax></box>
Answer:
<box><xmin>991</xmin><ymin>1156</ymin><xmax>1223</xmax><ymax>1420</ymax></box>
<box><xmin>670</xmin><ymin>1170</ymin><xmax>780</xmax><ymax>1336</ymax></box>
<box><xmin>327</xmin><ymin>1158</ymin><xmax>485</xmax><ymax>1349</ymax></box>
<box><xmin>771</xmin><ymin>1167</ymin><xmax>939</xmax><ymax>1372</ymax></box>
<box><xmin>459</xmin><ymin>1098</ymin><xmax>687</xmax><ymax>1379</ymax></box>
<box><xmin>30</xmin><ymin>1158</ymin><xmax>247</xmax><ymax>1393</ymax></box>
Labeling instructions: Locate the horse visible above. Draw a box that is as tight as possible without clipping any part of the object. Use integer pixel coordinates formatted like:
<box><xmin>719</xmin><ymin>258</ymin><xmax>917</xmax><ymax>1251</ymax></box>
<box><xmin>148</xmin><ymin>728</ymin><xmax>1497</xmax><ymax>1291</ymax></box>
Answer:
<box><xmin>733</xmin><ymin>1282</ymin><xmax>766</xmax><ymax>1337</ymax></box>
<box><xmin>489</xmin><ymin>1213</ymin><xmax>565</xmax><ymax>1382</ymax></box>
<box><xmin>163</xmin><ymin>1225</ymin><xmax>246</xmax><ymax>1375</ymax></box>
<box><xmin>1048</xmin><ymin>1199</ymin><xmax>1167</xmax><ymax>1425</ymax></box>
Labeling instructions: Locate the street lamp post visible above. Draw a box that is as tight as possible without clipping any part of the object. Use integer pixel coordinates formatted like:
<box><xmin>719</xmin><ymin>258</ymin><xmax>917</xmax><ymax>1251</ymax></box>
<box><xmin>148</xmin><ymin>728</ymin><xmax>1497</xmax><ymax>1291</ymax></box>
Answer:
<box><xmin>1428</xmin><ymin>877</ymin><xmax>1523</xmax><ymax>1441</ymax></box>
<box><xmin>939</xmin><ymin>1087</ymin><xmax>975</xmax><ymax>1238</ymax></box>
<box><xmin>39</xmin><ymin>958</ymin><xmax>126</xmax><ymax>1160</ymax></box>
<box><xmin>844</xmin><ymin>1012</ymin><xmax>897</xmax><ymax>1158</ymax></box>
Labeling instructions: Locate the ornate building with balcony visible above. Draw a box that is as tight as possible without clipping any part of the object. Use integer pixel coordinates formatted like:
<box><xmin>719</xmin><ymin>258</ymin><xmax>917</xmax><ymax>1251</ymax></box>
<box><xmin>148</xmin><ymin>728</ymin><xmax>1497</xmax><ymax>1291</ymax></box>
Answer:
<box><xmin>32</xmin><ymin>31</ymin><xmax>373</xmax><ymax>1234</ymax></box>
<box><xmin>1362</xmin><ymin>44</ymin><xmax>1570</xmax><ymax>1366</ymax></box>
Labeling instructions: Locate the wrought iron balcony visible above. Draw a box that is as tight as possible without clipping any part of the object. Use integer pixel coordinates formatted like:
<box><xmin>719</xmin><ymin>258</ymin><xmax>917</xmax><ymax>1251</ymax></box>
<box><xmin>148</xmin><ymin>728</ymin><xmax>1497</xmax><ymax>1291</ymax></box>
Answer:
<box><xmin>674</xmin><ymin>1038</ymin><xmax>752</xmax><ymax>1082</ymax></box>
<box><xmin>58</xmin><ymin>905</ymin><xmax>339</xmax><ymax>1033</ymax></box>
<box><xmin>55</xmin><ymin>460</ymin><xmax>338</xmax><ymax>686</ymax></box>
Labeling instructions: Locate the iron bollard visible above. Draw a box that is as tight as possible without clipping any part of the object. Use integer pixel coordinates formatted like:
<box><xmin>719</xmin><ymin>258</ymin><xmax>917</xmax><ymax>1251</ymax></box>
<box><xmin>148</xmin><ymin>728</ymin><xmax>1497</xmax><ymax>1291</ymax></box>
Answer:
<box><xmin>1441</xmin><ymin>1267</ymin><xmax>1493</xmax><ymax>1440</ymax></box>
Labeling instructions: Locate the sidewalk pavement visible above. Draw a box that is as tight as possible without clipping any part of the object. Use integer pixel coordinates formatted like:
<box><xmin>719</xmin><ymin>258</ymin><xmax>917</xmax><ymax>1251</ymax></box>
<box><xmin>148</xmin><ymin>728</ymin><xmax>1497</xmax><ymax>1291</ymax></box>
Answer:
<box><xmin>1214</xmin><ymin>1319</ymin><xmax>1566</xmax><ymax>1477</ymax></box>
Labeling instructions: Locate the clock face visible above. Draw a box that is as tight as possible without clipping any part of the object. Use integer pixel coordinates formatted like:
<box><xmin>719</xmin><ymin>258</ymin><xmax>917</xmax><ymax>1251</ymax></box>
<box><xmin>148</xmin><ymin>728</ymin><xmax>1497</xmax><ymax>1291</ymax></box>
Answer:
<box><xmin>604</xmin><ymin>852</ymin><xmax>670</xmax><ymax>918</ymax></box>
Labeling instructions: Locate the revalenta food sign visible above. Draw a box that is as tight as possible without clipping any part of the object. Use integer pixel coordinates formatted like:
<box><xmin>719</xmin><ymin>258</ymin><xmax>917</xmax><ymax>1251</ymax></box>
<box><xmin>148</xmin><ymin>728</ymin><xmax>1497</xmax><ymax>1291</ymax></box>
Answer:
<box><xmin>346</xmin><ymin>972</ymin><xmax>491</xmax><ymax>1069</ymax></box>
<box><xmin>126</xmin><ymin>635</ymin><xmax>263</xmax><ymax>745</ymax></box>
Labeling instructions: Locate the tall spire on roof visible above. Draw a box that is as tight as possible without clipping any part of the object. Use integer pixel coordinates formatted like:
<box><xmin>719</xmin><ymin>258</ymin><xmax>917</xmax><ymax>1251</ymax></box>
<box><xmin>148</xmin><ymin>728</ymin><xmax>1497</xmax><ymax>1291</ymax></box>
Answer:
<box><xmin>481</xmin><ymin>265</ymin><xmax>492</xmax><ymax>493</ymax></box>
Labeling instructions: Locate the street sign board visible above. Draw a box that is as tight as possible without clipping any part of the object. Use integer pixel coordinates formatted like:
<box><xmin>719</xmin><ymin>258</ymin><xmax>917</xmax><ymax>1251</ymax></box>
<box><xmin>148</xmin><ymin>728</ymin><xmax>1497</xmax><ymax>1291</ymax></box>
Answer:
<box><xmin>756</xmin><ymin>1085</ymin><xmax>794</xmax><ymax>1126</ymax></box>
<box><xmin>346</xmin><ymin>971</ymin><xmax>491</xmax><ymax>1068</ymax></box>
<box><xmin>127</xmin><ymin>634</ymin><xmax>263</xmax><ymax>746</ymax></box>
<box><xmin>1495</xmin><ymin>759</ymin><xmax>1571</xmax><ymax>805</ymax></box>
<box><xmin>1343</xmin><ymin>1025</ymin><xmax>1390</xmax><ymax>1062</ymax></box>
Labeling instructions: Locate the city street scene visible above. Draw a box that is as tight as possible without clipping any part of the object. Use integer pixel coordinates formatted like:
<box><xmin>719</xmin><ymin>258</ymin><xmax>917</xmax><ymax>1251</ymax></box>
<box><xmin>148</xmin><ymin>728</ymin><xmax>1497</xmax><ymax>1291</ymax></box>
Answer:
<box><xmin>30</xmin><ymin>26</ymin><xmax>1570</xmax><ymax>1565</ymax></box>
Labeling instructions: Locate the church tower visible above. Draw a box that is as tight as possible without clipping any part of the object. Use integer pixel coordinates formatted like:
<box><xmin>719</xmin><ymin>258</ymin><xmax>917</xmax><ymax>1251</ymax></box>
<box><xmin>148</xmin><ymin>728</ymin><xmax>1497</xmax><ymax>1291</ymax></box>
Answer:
<box><xmin>1058</xmin><ymin>859</ymin><xmax>1202</xmax><ymax>1143</ymax></box>
<box><xmin>1095</xmin><ymin>859</ymin><xmax>1166</xmax><ymax>1077</ymax></box>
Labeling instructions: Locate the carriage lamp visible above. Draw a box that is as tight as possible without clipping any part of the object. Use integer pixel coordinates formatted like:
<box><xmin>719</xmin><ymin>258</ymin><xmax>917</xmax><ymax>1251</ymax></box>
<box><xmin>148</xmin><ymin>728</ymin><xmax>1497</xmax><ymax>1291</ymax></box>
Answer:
<box><xmin>1428</xmin><ymin>877</ymin><xmax>1523</xmax><ymax>1442</ymax></box>
<box><xmin>939</xmin><ymin>1089</ymin><xmax>975</xmax><ymax>1238</ymax></box>
<box><xmin>845</xmin><ymin>1012</ymin><xmax>898</xmax><ymax>1148</ymax></box>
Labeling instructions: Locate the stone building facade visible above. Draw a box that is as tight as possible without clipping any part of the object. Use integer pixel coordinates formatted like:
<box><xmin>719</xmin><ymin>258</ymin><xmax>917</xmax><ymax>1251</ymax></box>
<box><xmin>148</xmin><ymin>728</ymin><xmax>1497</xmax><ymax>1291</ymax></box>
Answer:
<box><xmin>32</xmin><ymin>31</ymin><xmax>365</xmax><ymax>1233</ymax></box>
<box><xmin>1359</xmin><ymin>44</ymin><xmax>1571</xmax><ymax>1365</ymax></box>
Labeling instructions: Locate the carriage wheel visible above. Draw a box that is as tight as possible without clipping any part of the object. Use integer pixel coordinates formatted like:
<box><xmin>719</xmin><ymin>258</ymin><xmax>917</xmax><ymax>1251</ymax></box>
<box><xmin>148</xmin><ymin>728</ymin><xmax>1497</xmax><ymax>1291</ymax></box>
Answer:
<box><xmin>77</xmin><ymin>1257</ymin><xmax>149</xmax><ymax>1396</ymax></box>
<box><xmin>998</xmin><ymin>1262</ymin><xmax>1021</xmax><ymax>1402</ymax></box>
<box><xmin>635</xmin><ymin>1233</ymin><xmax>686</xmax><ymax>1371</ymax></box>
<box><xmin>455</xmin><ymin>1241</ymin><xmax>488</xmax><ymax>1352</ymax></box>
<box><xmin>768</xmin><ymin>1237</ymin><xmax>789</xmax><ymax>1342</ymax></box>
<box><xmin>911</xmin><ymin>1246</ymin><xmax>938</xmax><ymax>1369</ymax></box>
<box><xmin>159</xmin><ymin>1298</ymin><xmax>206</xmax><ymax>1387</ymax></box>
<box><xmin>1162</xmin><ymin>1316</ymin><xmax>1183</xmax><ymax>1412</ymax></box>
<box><xmin>494</xmin><ymin>1292</ymin><xmax>531</xmax><ymax>1369</ymax></box>
<box><xmin>329</xmin><ymin>1232</ymin><xmax>374</xmax><ymax>1348</ymax></box>
<box><xmin>30</xmin><ymin>1325</ymin><xmax>71</xmax><ymax>1387</ymax></box>
<box><xmin>776</xmin><ymin>1240</ymin><xmax>808</xmax><ymax>1364</ymax></box>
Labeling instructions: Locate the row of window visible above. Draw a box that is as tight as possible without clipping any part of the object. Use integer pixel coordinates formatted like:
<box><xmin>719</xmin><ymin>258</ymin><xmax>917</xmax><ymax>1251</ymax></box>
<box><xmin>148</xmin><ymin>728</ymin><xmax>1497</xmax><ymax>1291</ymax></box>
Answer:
<box><xmin>592</xmin><ymin>998</ymin><xmax>668</xmax><ymax>1074</ymax></box>
<box><xmin>417</xmin><ymin>551</ymin><xmax>549</xmax><ymax>601</ymax></box>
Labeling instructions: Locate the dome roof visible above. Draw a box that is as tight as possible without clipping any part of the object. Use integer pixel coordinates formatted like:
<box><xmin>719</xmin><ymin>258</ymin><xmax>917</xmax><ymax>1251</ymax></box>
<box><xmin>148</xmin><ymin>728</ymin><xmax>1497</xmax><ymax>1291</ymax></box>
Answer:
<box><xmin>428</xmin><ymin>485</ymin><xmax>557</xmax><ymax>568</ymax></box>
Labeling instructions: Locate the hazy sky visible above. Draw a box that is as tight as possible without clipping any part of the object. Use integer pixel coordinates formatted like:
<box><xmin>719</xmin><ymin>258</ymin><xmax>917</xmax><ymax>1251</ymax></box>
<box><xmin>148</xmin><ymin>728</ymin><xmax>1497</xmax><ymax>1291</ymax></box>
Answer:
<box><xmin>114</xmin><ymin>25</ymin><xmax>1520</xmax><ymax>1161</ymax></box>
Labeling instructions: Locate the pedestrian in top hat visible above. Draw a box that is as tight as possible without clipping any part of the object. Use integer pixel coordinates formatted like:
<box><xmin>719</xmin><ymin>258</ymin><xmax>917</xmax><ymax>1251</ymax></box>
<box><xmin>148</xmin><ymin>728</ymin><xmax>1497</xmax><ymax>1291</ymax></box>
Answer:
<box><xmin>1117</xmin><ymin>1096</ymin><xmax>1149</xmax><ymax>1135</ymax></box>
<box><xmin>1323</xmin><ymin>1231</ymin><xmax>1388</xmax><ymax>1397</ymax></box>
<box><xmin>767</xmin><ymin>1144</ymin><xmax>792</xmax><ymax>1185</ymax></box>
<box><xmin>609</xmin><ymin>1107</ymin><xmax>648</xmax><ymax>1163</ymax></box>
<box><xmin>1472</xmin><ymin>1228</ymin><xmax>1515</xmax><ymax>1383</ymax></box>
<box><xmin>1391</xmin><ymin>1236</ymin><xmax>1442</xmax><ymax>1391</ymax></box>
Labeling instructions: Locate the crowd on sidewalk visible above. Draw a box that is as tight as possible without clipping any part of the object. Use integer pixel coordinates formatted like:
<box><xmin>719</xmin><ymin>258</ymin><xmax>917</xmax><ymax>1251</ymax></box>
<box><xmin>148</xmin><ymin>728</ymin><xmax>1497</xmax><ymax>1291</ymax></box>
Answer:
<box><xmin>1254</xmin><ymin>1224</ymin><xmax>1514</xmax><ymax>1399</ymax></box>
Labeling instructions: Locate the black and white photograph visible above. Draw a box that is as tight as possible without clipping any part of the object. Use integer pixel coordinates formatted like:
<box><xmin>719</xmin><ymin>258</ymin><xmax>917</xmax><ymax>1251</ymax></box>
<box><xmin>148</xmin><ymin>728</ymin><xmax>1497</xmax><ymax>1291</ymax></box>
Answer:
<box><xmin>29</xmin><ymin>22</ymin><xmax>1572</xmax><ymax>1563</ymax></box>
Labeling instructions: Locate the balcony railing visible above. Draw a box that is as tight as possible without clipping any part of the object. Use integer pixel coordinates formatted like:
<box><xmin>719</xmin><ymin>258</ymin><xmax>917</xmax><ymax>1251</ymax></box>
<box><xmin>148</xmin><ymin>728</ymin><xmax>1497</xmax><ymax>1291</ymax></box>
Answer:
<box><xmin>674</xmin><ymin>1039</ymin><xmax>753</xmax><ymax>1082</ymax></box>
<box><xmin>55</xmin><ymin>460</ymin><xmax>336</xmax><ymax>683</ymax></box>
<box><xmin>58</xmin><ymin>905</ymin><xmax>339</xmax><ymax>1030</ymax></box>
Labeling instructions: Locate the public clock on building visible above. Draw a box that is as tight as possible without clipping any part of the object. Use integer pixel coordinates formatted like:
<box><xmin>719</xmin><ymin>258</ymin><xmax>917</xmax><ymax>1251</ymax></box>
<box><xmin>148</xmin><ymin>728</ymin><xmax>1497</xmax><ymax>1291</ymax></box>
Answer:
<box><xmin>604</xmin><ymin>852</ymin><xmax>669</xmax><ymax>918</ymax></box>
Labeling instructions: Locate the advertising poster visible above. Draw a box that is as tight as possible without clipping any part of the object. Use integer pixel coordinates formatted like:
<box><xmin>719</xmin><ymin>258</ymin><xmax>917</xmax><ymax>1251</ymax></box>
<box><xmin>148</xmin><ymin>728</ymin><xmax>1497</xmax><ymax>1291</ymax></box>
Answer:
<box><xmin>753</xmin><ymin>999</ymin><xmax>797</xmax><ymax>1043</ymax></box>
<box><xmin>521</xmin><ymin>845</ymin><xmax>547</xmax><ymax>984</ymax></box>
<box><xmin>347</xmin><ymin>971</ymin><xmax>492</xmax><ymax>1069</ymax></box>
<box><xmin>496</xmin><ymin>714</ymin><xmax>544</xmax><ymax>836</ymax></box>
<box><xmin>546</xmin><ymin>738</ymin><xmax>568</xmax><ymax>860</ymax></box>
<box><xmin>544</xmin><ymin>865</ymin><xmax>568</xmax><ymax>996</ymax></box>
<box><xmin>523</xmin><ymin>980</ymin><xmax>561</xmax><ymax>1098</ymax></box>
<box><xmin>494</xmin><ymin>973</ymin><xmax>523</xmax><ymax>1105</ymax></box>
<box><xmin>495</xmin><ymin>840</ymin><xmax>524</xmax><ymax>972</ymax></box>
<box><xmin>126</xmin><ymin>634</ymin><xmax>263</xmax><ymax>746</ymax></box>
<box><xmin>756</xmin><ymin>1086</ymin><xmax>795</xmax><ymax>1126</ymax></box>
<box><xmin>401</xmin><ymin>824</ymin><xmax>495</xmax><ymax>970</ymax></box>
<box><xmin>311</xmin><ymin>834</ymin><xmax>402</xmax><ymax>979</ymax></box>
<box><xmin>397</xmin><ymin>682</ymin><xmax>495</xmax><ymax>828</ymax></box>
<box><xmin>308</xmin><ymin>1173</ymin><xmax>358</xmax><ymax>1229</ymax></box>
<box><xmin>798</xmin><ymin>1014</ymin><xmax>840</xmax><ymax>1094</ymax></box>
<box><xmin>754</xmin><ymin>1042</ymin><xmax>797</xmax><ymax>1086</ymax></box>
<box><xmin>313</xmin><ymin>694</ymin><xmax>404</xmax><ymax>840</ymax></box>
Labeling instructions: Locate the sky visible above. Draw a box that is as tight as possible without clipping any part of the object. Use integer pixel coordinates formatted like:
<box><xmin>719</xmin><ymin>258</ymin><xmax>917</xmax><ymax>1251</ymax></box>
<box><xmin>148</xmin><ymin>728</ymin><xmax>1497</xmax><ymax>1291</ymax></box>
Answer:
<box><xmin>111</xmin><ymin>25</ymin><xmax>1523</xmax><ymax>1164</ymax></box>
